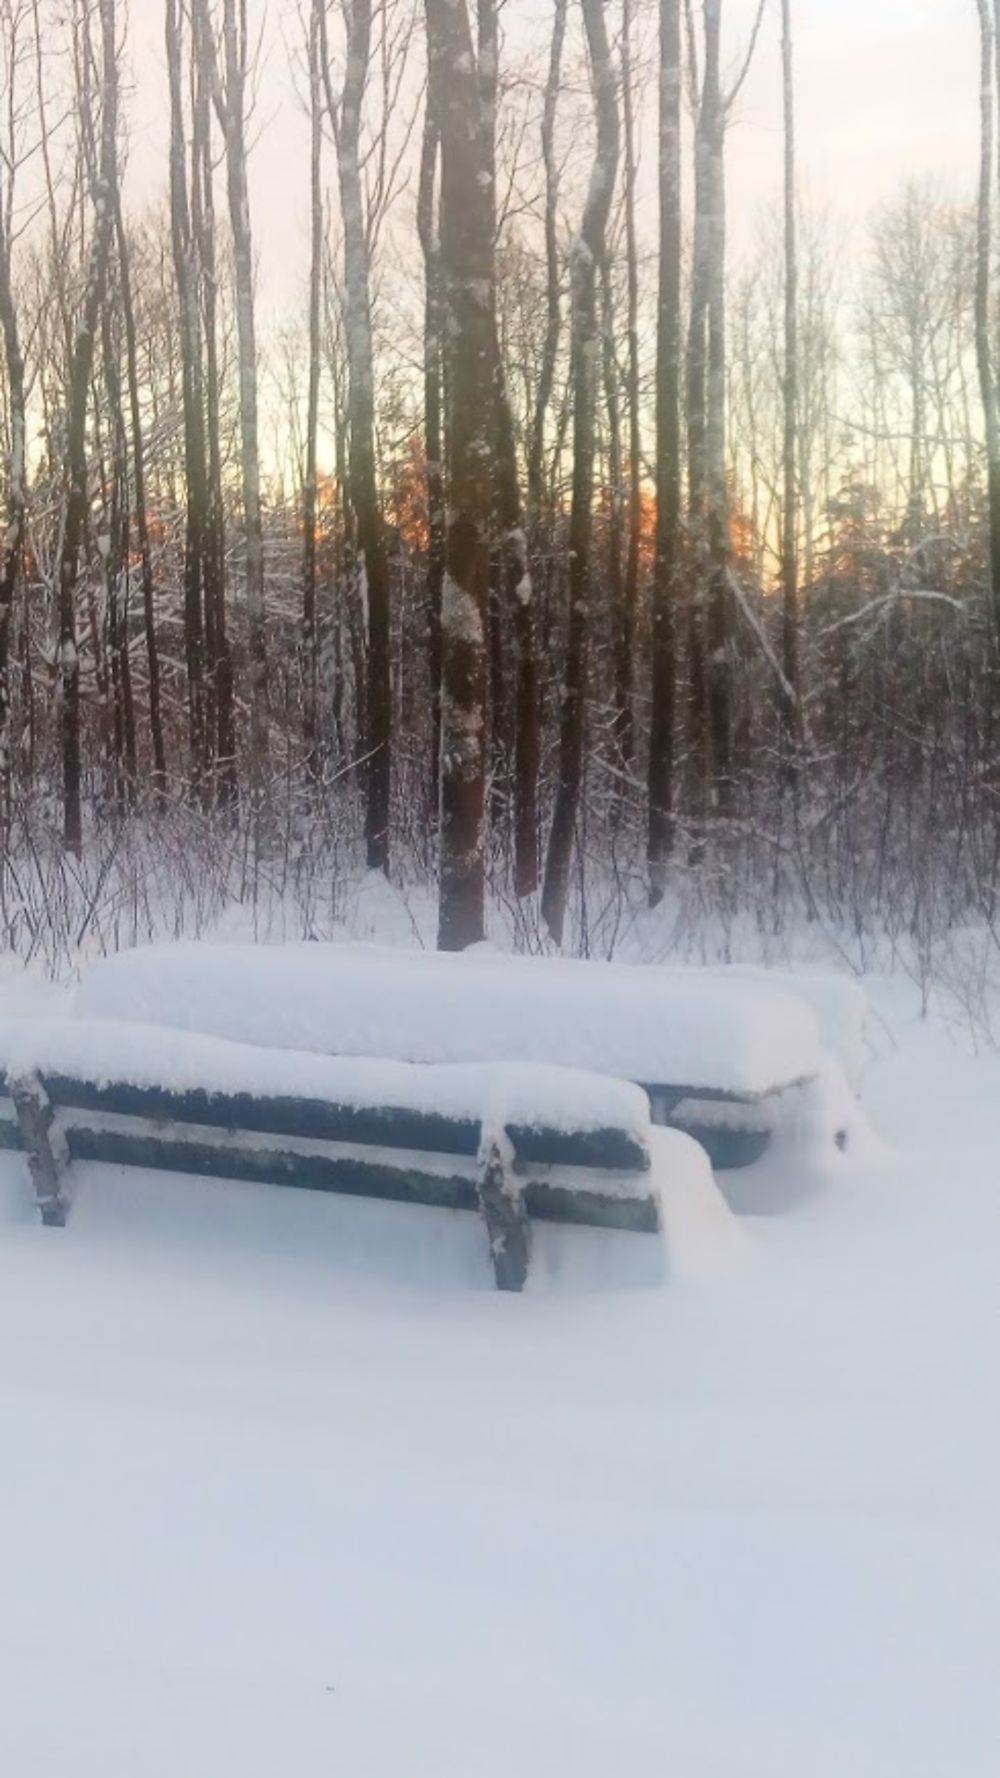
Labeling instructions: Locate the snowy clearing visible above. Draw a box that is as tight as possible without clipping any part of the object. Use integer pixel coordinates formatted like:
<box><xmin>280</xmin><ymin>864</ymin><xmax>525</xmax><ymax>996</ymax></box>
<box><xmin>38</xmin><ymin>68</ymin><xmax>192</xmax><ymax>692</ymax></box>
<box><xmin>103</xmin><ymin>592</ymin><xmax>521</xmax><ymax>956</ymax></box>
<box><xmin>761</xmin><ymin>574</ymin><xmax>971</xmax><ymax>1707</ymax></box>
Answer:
<box><xmin>0</xmin><ymin>966</ymin><xmax>998</xmax><ymax>1776</ymax></box>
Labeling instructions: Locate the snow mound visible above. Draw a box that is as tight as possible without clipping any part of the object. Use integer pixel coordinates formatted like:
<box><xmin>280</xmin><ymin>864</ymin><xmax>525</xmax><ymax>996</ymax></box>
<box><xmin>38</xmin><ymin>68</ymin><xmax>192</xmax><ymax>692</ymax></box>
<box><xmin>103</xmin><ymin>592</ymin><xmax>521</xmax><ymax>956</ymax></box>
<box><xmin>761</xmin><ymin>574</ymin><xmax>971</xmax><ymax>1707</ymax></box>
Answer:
<box><xmin>77</xmin><ymin>942</ymin><xmax>823</xmax><ymax>1097</ymax></box>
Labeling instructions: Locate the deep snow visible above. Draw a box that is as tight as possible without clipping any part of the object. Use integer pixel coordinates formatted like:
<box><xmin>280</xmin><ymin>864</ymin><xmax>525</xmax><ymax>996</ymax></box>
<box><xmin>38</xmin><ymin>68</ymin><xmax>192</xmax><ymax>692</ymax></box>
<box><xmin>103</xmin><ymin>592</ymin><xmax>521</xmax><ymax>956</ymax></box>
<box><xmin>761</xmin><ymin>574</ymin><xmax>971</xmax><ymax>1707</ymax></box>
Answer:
<box><xmin>0</xmin><ymin>962</ymin><xmax>997</xmax><ymax>1776</ymax></box>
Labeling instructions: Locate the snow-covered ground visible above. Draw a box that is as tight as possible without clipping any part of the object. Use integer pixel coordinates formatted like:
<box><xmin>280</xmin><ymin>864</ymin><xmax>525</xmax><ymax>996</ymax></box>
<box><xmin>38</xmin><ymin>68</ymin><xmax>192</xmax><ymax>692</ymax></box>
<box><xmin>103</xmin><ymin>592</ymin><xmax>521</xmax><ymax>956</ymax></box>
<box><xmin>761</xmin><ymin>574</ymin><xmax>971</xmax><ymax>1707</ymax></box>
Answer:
<box><xmin>0</xmin><ymin>960</ymin><xmax>998</xmax><ymax>1776</ymax></box>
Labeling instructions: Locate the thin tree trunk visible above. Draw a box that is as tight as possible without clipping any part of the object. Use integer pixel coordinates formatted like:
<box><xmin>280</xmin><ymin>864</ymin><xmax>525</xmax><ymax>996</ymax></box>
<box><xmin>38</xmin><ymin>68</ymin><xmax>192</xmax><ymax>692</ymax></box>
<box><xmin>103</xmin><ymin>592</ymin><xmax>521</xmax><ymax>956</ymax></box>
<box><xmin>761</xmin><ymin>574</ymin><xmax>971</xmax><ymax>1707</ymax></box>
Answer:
<box><xmin>617</xmin><ymin>0</ymin><xmax>641</xmax><ymax>767</ymax></box>
<box><xmin>303</xmin><ymin>4</ymin><xmax>324</xmax><ymax>779</ymax></box>
<box><xmin>203</xmin><ymin>0</ymin><xmax>269</xmax><ymax>808</ymax></box>
<box><xmin>703</xmin><ymin>0</ymin><xmax>731</xmax><ymax>811</ymax></box>
<box><xmin>417</xmin><ymin>109</ymin><xmax>446</xmax><ymax>816</ymax></box>
<box><xmin>426</xmin><ymin>0</ymin><xmax>494</xmax><ymax>949</ymax></box>
<box><xmin>321</xmin><ymin>0</ymin><xmax>392</xmax><ymax>873</ymax></box>
<box><xmin>976</xmin><ymin>0</ymin><xmax>1000</xmax><ymax>652</ymax></box>
<box><xmin>58</xmin><ymin>0</ymin><xmax>119</xmax><ymax>855</ymax></box>
<box><xmin>541</xmin><ymin>0</ymin><xmax>619</xmax><ymax>945</ymax></box>
<box><xmin>113</xmin><ymin>198</ymin><xmax>167</xmax><ymax>794</ymax></box>
<box><xmin>0</xmin><ymin>208</ymin><xmax>26</xmax><ymax>803</ymax></box>
<box><xmin>192</xmin><ymin>40</ymin><xmax>235</xmax><ymax>804</ymax></box>
<box><xmin>648</xmin><ymin>0</ymin><xmax>681</xmax><ymax>902</ymax></box>
<box><xmin>780</xmin><ymin>0</ymin><xmax>800</xmax><ymax>751</ymax></box>
<box><xmin>527</xmin><ymin>0</ymin><xmax>567</xmax><ymax>515</ymax></box>
<box><xmin>166</xmin><ymin>0</ymin><xmax>207</xmax><ymax>785</ymax></box>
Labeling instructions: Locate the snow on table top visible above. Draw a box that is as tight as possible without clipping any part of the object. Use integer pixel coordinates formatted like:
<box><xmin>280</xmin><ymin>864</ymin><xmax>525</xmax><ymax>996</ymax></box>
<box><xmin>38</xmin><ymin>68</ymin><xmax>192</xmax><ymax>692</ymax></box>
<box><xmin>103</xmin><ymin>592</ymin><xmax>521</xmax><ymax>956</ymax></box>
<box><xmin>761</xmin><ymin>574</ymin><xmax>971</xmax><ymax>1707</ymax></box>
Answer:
<box><xmin>0</xmin><ymin>1015</ymin><xmax>651</xmax><ymax>1149</ymax></box>
<box><xmin>76</xmin><ymin>942</ymin><xmax>823</xmax><ymax>1097</ymax></box>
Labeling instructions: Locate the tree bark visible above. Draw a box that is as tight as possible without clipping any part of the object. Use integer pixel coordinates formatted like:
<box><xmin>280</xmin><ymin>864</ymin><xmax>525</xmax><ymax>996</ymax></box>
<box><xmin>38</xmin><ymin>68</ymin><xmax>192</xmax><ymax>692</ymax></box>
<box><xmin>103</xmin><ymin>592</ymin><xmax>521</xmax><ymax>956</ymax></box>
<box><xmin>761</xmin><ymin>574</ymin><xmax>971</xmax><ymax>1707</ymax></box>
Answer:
<box><xmin>203</xmin><ymin>0</ymin><xmax>269</xmax><ymax>809</ymax></box>
<box><xmin>166</xmin><ymin>0</ymin><xmax>207</xmax><ymax>785</ymax></box>
<box><xmin>58</xmin><ymin>0</ymin><xmax>119</xmax><ymax>855</ymax></box>
<box><xmin>648</xmin><ymin>0</ymin><xmax>682</xmax><ymax>902</ymax></box>
<box><xmin>321</xmin><ymin>0</ymin><xmax>392</xmax><ymax>873</ymax></box>
<box><xmin>975</xmin><ymin>0</ymin><xmax>1000</xmax><ymax>653</ymax></box>
<box><xmin>0</xmin><ymin>189</ymin><xmax>26</xmax><ymax>802</ymax></box>
<box><xmin>303</xmin><ymin>4</ymin><xmax>324</xmax><ymax>779</ymax></box>
<box><xmin>780</xmin><ymin>0</ymin><xmax>800</xmax><ymax>751</ymax></box>
<box><xmin>541</xmin><ymin>0</ymin><xmax>619</xmax><ymax>945</ymax></box>
<box><xmin>417</xmin><ymin>108</ymin><xmax>446</xmax><ymax>817</ymax></box>
<box><xmin>426</xmin><ymin>0</ymin><xmax>494</xmax><ymax>950</ymax></box>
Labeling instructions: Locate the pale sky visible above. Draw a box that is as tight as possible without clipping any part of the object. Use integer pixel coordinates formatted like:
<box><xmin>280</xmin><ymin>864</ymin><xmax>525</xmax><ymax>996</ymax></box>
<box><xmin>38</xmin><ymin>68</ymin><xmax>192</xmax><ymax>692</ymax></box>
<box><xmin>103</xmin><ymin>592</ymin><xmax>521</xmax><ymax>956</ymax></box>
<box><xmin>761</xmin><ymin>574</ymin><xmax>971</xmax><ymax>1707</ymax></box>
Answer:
<box><xmin>123</xmin><ymin>0</ymin><xmax>976</xmax><ymax>323</ymax></box>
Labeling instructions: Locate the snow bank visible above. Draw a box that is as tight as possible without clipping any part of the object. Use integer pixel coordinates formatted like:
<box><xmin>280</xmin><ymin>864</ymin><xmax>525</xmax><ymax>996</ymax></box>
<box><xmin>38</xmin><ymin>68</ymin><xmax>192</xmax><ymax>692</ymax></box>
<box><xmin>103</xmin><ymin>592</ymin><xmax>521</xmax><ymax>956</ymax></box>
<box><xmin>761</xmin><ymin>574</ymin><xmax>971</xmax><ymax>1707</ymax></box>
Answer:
<box><xmin>0</xmin><ymin>1015</ymin><xmax>651</xmax><ymax>1153</ymax></box>
<box><xmin>77</xmin><ymin>942</ymin><xmax>823</xmax><ymax>1096</ymax></box>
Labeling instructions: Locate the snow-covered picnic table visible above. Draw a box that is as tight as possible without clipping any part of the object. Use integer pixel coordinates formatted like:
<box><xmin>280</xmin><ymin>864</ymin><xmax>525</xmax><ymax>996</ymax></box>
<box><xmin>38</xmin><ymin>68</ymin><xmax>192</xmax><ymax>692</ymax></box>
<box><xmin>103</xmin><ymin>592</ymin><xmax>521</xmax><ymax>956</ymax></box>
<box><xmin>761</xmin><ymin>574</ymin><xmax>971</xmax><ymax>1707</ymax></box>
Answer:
<box><xmin>76</xmin><ymin>941</ymin><xmax>861</xmax><ymax>1167</ymax></box>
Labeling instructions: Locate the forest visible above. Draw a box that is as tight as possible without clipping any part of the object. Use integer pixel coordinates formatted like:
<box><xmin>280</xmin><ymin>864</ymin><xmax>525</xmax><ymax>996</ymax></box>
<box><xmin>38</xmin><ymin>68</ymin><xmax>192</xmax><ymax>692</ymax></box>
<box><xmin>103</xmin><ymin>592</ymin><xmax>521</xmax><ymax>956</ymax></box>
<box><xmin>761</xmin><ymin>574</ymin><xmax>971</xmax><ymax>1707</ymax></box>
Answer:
<box><xmin>0</xmin><ymin>0</ymin><xmax>997</xmax><ymax>967</ymax></box>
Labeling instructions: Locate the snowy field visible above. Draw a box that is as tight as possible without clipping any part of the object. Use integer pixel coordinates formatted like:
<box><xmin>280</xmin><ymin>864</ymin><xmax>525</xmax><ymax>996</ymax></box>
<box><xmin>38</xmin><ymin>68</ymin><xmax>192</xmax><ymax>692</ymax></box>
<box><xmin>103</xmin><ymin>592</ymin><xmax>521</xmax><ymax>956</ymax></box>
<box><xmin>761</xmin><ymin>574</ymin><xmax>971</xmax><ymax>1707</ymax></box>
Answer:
<box><xmin>0</xmin><ymin>959</ymin><xmax>998</xmax><ymax>1775</ymax></box>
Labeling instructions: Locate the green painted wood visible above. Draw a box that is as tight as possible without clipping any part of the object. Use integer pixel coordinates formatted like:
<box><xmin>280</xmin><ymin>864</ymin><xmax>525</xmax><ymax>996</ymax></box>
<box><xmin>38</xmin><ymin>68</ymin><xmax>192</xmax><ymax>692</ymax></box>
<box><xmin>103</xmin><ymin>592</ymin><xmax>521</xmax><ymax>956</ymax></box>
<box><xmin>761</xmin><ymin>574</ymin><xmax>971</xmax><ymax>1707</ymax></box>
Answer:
<box><xmin>62</xmin><ymin>1123</ymin><xmax>656</xmax><ymax>1232</ymax></box>
<box><xmin>41</xmin><ymin>1075</ymin><xmax>483</xmax><ymax>1159</ymax></box>
<box><xmin>508</xmin><ymin>1121</ymin><xmax>647</xmax><ymax>1173</ymax></box>
<box><xmin>522</xmin><ymin>1179</ymin><xmax>660</xmax><ymax>1233</ymax></box>
<box><xmin>64</xmin><ymin>1124</ymin><xmax>481</xmax><ymax>1212</ymax></box>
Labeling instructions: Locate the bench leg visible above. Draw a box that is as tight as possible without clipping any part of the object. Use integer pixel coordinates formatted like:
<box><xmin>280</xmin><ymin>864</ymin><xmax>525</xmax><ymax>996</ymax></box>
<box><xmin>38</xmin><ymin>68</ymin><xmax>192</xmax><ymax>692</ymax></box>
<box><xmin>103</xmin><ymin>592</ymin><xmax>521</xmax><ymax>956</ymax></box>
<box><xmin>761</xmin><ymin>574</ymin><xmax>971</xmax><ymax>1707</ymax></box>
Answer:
<box><xmin>477</xmin><ymin>1140</ymin><xmax>530</xmax><ymax>1292</ymax></box>
<box><xmin>11</xmin><ymin>1074</ymin><xmax>69</xmax><ymax>1227</ymax></box>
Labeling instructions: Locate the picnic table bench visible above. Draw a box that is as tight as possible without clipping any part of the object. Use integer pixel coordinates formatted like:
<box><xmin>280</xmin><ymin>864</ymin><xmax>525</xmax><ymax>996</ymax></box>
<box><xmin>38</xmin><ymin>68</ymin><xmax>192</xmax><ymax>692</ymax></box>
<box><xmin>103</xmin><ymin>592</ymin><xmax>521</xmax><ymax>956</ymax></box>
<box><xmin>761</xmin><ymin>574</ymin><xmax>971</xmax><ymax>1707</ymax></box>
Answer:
<box><xmin>76</xmin><ymin>943</ymin><xmax>834</xmax><ymax>1171</ymax></box>
<box><xmin>0</xmin><ymin>1018</ymin><xmax>660</xmax><ymax>1292</ymax></box>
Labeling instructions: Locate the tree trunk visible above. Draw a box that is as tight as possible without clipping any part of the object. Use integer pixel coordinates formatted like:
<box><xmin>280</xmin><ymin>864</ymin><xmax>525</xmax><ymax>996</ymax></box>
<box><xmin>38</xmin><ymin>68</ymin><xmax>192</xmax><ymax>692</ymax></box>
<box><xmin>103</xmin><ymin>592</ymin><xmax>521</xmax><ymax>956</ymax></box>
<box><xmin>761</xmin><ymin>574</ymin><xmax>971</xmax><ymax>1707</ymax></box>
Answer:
<box><xmin>0</xmin><ymin>202</ymin><xmax>26</xmax><ymax>806</ymax></box>
<box><xmin>203</xmin><ymin>0</ymin><xmax>269</xmax><ymax>809</ymax></box>
<box><xmin>975</xmin><ymin>0</ymin><xmax>1000</xmax><ymax>653</ymax></box>
<box><xmin>113</xmin><ymin>198</ymin><xmax>167</xmax><ymax>795</ymax></box>
<box><xmin>58</xmin><ymin>0</ymin><xmax>119</xmax><ymax>855</ymax></box>
<box><xmin>617</xmin><ymin>0</ymin><xmax>641</xmax><ymax>767</ymax></box>
<box><xmin>527</xmin><ymin>0</ymin><xmax>568</xmax><ymax>516</ymax></box>
<box><xmin>648</xmin><ymin>0</ymin><xmax>682</xmax><ymax>902</ymax></box>
<box><xmin>780</xmin><ymin>0</ymin><xmax>800</xmax><ymax>753</ymax></box>
<box><xmin>417</xmin><ymin>109</ymin><xmax>446</xmax><ymax>818</ymax></box>
<box><xmin>321</xmin><ymin>0</ymin><xmax>392</xmax><ymax>873</ymax></box>
<box><xmin>303</xmin><ymin>4</ymin><xmax>324</xmax><ymax>779</ymax></box>
<box><xmin>426</xmin><ymin>0</ymin><xmax>494</xmax><ymax>950</ymax></box>
<box><xmin>541</xmin><ymin>0</ymin><xmax>619</xmax><ymax>945</ymax></box>
<box><xmin>166</xmin><ymin>0</ymin><xmax>207</xmax><ymax>786</ymax></box>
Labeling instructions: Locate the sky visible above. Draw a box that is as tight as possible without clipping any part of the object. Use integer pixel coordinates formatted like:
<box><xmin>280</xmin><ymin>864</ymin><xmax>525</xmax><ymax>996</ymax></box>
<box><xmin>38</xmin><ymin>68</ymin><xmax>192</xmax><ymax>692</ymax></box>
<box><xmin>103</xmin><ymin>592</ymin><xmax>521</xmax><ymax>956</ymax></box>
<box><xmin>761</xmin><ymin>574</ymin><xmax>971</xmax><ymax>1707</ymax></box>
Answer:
<box><xmin>122</xmin><ymin>0</ymin><xmax>977</xmax><ymax>324</ymax></box>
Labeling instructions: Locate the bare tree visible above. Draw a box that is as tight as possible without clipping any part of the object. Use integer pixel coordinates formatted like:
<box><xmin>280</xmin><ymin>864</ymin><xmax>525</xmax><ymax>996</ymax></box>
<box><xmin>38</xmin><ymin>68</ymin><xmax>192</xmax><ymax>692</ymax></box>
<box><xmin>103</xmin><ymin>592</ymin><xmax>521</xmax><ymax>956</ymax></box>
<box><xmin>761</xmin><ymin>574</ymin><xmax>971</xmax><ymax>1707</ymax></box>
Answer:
<box><xmin>542</xmin><ymin>0</ymin><xmax>620</xmax><ymax>945</ymax></box>
<box><xmin>201</xmin><ymin>0</ymin><xmax>269</xmax><ymax>805</ymax></box>
<box><xmin>302</xmin><ymin>3</ymin><xmax>324</xmax><ymax>776</ymax></box>
<box><xmin>320</xmin><ymin>0</ymin><xmax>392</xmax><ymax>872</ymax></box>
<box><xmin>648</xmin><ymin>0</ymin><xmax>682</xmax><ymax>901</ymax></box>
<box><xmin>426</xmin><ymin>0</ymin><xmax>493</xmax><ymax>948</ymax></box>
<box><xmin>0</xmin><ymin>0</ymin><xmax>29</xmax><ymax>797</ymax></box>
<box><xmin>780</xmin><ymin>0</ymin><xmax>800</xmax><ymax>743</ymax></box>
<box><xmin>417</xmin><ymin>106</ymin><xmax>445</xmax><ymax>815</ymax></box>
<box><xmin>975</xmin><ymin>0</ymin><xmax>1000</xmax><ymax>648</ymax></box>
<box><xmin>57</xmin><ymin>0</ymin><xmax>119</xmax><ymax>854</ymax></box>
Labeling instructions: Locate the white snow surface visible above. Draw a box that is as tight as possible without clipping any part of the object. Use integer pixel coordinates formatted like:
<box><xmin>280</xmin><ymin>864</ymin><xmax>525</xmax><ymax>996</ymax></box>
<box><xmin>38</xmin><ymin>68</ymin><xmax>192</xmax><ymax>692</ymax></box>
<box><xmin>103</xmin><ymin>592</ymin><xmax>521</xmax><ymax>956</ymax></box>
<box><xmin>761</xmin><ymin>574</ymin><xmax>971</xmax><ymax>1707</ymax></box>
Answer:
<box><xmin>0</xmin><ymin>1015</ymin><xmax>651</xmax><ymax>1148</ymax></box>
<box><xmin>0</xmin><ymin>962</ymin><xmax>997</xmax><ymax>1776</ymax></box>
<box><xmin>77</xmin><ymin>941</ymin><xmax>823</xmax><ymax>1095</ymax></box>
